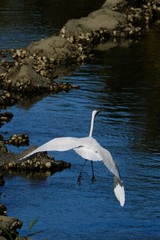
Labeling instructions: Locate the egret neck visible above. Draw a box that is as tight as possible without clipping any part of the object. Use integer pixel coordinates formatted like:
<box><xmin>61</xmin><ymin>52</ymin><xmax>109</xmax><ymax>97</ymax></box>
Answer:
<box><xmin>89</xmin><ymin>110</ymin><xmax>97</xmax><ymax>137</ymax></box>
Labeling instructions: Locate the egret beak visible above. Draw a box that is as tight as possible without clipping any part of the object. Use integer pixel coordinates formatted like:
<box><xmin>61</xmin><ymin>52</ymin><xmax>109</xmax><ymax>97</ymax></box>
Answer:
<box><xmin>95</xmin><ymin>109</ymin><xmax>105</xmax><ymax>115</ymax></box>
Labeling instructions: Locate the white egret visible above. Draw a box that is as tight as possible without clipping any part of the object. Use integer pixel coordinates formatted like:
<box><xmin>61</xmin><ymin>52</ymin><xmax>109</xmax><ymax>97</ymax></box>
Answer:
<box><xmin>19</xmin><ymin>109</ymin><xmax>125</xmax><ymax>206</ymax></box>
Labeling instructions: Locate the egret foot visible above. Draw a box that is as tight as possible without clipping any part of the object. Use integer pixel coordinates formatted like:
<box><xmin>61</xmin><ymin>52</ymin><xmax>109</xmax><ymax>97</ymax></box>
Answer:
<box><xmin>77</xmin><ymin>159</ymin><xmax>87</xmax><ymax>185</ymax></box>
<box><xmin>91</xmin><ymin>161</ymin><xmax>96</xmax><ymax>183</ymax></box>
<box><xmin>91</xmin><ymin>175</ymin><xmax>96</xmax><ymax>184</ymax></box>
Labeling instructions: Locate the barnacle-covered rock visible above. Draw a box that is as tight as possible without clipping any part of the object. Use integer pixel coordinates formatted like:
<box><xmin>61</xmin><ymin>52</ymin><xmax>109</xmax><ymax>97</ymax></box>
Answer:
<box><xmin>27</xmin><ymin>36</ymin><xmax>79</xmax><ymax>64</ymax></box>
<box><xmin>0</xmin><ymin>112</ymin><xmax>13</xmax><ymax>127</ymax></box>
<box><xmin>0</xmin><ymin>91</ymin><xmax>18</xmax><ymax>108</ymax></box>
<box><xmin>1</xmin><ymin>149</ymin><xmax>71</xmax><ymax>174</ymax></box>
<box><xmin>0</xmin><ymin>141</ymin><xmax>8</xmax><ymax>154</ymax></box>
<box><xmin>16</xmin><ymin>151</ymin><xmax>71</xmax><ymax>172</ymax></box>
<box><xmin>61</xmin><ymin>1</ymin><xmax>126</xmax><ymax>37</ymax></box>
<box><xmin>0</xmin><ymin>204</ymin><xmax>7</xmax><ymax>216</ymax></box>
<box><xmin>0</xmin><ymin>204</ymin><xmax>32</xmax><ymax>240</ymax></box>
<box><xmin>6</xmin><ymin>134</ymin><xmax>29</xmax><ymax>147</ymax></box>
<box><xmin>0</xmin><ymin>0</ymin><xmax>159</xmax><ymax>94</ymax></box>
<box><xmin>0</xmin><ymin>216</ymin><xmax>22</xmax><ymax>239</ymax></box>
<box><xmin>2</xmin><ymin>53</ymin><xmax>79</xmax><ymax>93</ymax></box>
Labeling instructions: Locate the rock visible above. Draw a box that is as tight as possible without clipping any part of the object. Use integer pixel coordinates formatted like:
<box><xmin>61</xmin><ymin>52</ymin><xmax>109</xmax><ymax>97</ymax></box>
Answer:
<box><xmin>0</xmin><ymin>204</ymin><xmax>32</xmax><ymax>239</ymax></box>
<box><xmin>61</xmin><ymin>7</ymin><xmax>126</xmax><ymax>39</ymax></box>
<box><xmin>0</xmin><ymin>204</ymin><xmax>7</xmax><ymax>216</ymax></box>
<box><xmin>0</xmin><ymin>173</ymin><xmax>5</xmax><ymax>186</ymax></box>
<box><xmin>0</xmin><ymin>147</ymin><xmax>71</xmax><ymax>175</ymax></box>
<box><xmin>0</xmin><ymin>216</ymin><xmax>22</xmax><ymax>239</ymax></box>
<box><xmin>0</xmin><ymin>215</ymin><xmax>32</xmax><ymax>240</ymax></box>
<box><xmin>27</xmin><ymin>36</ymin><xmax>78</xmax><ymax>63</ymax></box>
<box><xmin>102</xmin><ymin>0</ymin><xmax>125</xmax><ymax>9</ymax></box>
<box><xmin>0</xmin><ymin>112</ymin><xmax>13</xmax><ymax>127</ymax></box>
<box><xmin>6</xmin><ymin>134</ymin><xmax>29</xmax><ymax>147</ymax></box>
<box><xmin>2</xmin><ymin>51</ymin><xmax>79</xmax><ymax>93</ymax></box>
<box><xmin>0</xmin><ymin>216</ymin><xmax>22</xmax><ymax>230</ymax></box>
<box><xmin>0</xmin><ymin>236</ymin><xmax>7</xmax><ymax>240</ymax></box>
<box><xmin>0</xmin><ymin>91</ymin><xmax>18</xmax><ymax>108</ymax></box>
<box><xmin>0</xmin><ymin>141</ymin><xmax>8</xmax><ymax>154</ymax></box>
<box><xmin>0</xmin><ymin>0</ymin><xmax>159</xmax><ymax>94</ymax></box>
<box><xmin>3</xmin><ymin>62</ymin><xmax>52</xmax><ymax>92</ymax></box>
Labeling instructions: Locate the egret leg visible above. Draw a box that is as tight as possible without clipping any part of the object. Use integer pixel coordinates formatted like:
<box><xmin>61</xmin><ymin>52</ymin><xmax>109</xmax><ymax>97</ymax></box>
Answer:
<box><xmin>91</xmin><ymin>161</ymin><xmax>96</xmax><ymax>183</ymax></box>
<box><xmin>77</xmin><ymin>159</ymin><xmax>87</xmax><ymax>185</ymax></box>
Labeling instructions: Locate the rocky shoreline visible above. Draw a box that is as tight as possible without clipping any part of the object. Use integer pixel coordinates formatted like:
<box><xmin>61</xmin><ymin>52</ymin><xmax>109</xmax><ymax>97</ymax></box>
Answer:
<box><xmin>0</xmin><ymin>0</ymin><xmax>160</xmax><ymax>239</ymax></box>
<box><xmin>1</xmin><ymin>1</ymin><xmax>160</xmax><ymax>94</ymax></box>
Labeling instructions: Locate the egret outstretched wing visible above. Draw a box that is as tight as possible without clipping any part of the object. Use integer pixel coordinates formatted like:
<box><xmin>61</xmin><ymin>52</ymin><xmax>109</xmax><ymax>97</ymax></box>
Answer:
<box><xmin>99</xmin><ymin>146</ymin><xmax>120</xmax><ymax>179</ymax></box>
<box><xmin>99</xmin><ymin>146</ymin><xmax>125</xmax><ymax>206</ymax></box>
<box><xmin>19</xmin><ymin>137</ymin><xmax>81</xmax><ymax>160</ymax></box>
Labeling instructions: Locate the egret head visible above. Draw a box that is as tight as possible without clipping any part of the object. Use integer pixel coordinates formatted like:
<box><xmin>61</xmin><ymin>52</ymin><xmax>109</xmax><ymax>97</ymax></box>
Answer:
<box><xmin>92</xmin><ymin>109</ymin><xmax>104</xmax><ymax>117</ymax></box>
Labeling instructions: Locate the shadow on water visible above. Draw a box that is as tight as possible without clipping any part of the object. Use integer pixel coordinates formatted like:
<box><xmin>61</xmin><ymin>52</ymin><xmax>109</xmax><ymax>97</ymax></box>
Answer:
<box><xmin>0</xmin><ymin>0</ymin><xmax>104</xmax><ymax>48</ymax></box>
<box><xmin>93</xmin><ymin>29</ymin><xmax>160</xmax><ymax>154</ymax></box>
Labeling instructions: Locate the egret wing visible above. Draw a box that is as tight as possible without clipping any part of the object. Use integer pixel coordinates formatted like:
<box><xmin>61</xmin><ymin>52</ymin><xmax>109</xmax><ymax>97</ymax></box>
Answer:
<box><xmin>99</xmin><ymin>146</ymin><xmax>120</xmax><ymax>179</ymax></box>
<box><xmin>19</xmin><ymin>137</ymin><xmax>80</xmax><ymax>160</ymax></box>
<box><xmin>114</xmin><ymin>176</ymin><xmax>125</xmax><ymax>207</ymax></box>
<box><xmin>99</xmin><ymin>146</ymin><xmax>125</xmax><ymax>206</ymax></box>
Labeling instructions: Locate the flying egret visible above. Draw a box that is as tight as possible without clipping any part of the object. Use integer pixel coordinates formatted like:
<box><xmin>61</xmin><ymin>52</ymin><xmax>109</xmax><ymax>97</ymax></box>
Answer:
<box><xmin>19</xmin><ymin>109</ymin><xmax>125</xmax><ymax>206</ymax></box>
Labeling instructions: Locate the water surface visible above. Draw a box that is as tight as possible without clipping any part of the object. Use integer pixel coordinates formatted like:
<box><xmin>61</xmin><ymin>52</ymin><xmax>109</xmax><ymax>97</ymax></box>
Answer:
<box><xmin>0</xmin><ymin>1</ymin><xmax>160</xmax><ymax>240</ymax></box>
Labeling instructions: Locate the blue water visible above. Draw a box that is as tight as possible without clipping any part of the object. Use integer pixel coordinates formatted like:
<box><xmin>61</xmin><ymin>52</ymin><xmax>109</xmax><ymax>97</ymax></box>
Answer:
<box><xmin>1</xmin><ymin>1</ymin><xmax>160</xmax><ymax>240</ymax></box>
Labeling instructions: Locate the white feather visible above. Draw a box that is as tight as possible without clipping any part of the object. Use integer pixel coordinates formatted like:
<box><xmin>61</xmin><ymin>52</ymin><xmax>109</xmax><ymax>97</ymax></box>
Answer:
<box><xmin>74</xmin><ymin>137</ymin><xmax>102</xmax><ymax>161</ymax></box>
<box><xmin>19</xmin><ymin>137</ymin><xmax>80</xmax><ymax>160</ymax></box>
<box><xmin>114</xmin><ymin>177</ymin><xmax>125</xmax><ymax>206</ymax></box>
